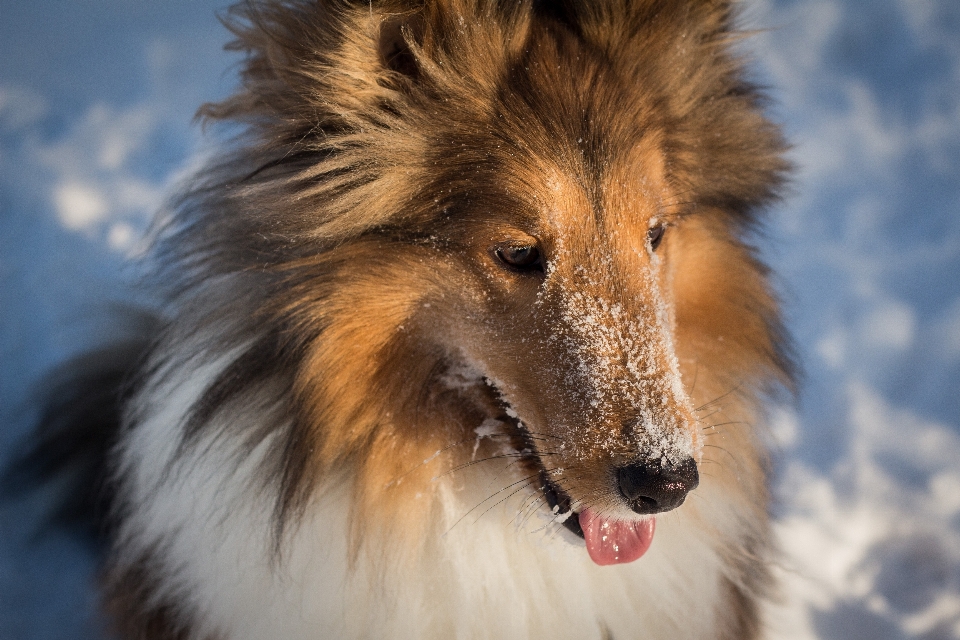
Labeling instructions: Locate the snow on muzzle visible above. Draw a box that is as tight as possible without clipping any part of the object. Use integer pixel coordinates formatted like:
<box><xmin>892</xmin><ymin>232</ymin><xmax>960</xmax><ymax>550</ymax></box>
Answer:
<box><xmin>531</xmin><ymin>280</ymin><xmax>701</xmax><ymax>566</ymax></box>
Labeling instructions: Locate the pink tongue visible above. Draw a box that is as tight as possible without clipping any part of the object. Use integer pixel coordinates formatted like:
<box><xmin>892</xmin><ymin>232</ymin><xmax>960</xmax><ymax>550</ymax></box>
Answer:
<box><xmin>579</xmin><ymin>508</ymin><xmax>655</xmax><ymax>566</ymax></box>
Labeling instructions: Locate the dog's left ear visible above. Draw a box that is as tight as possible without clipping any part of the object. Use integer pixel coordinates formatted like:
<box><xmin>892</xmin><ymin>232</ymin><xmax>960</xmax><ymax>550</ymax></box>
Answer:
<box><xmin>197</xmin><ymin>2</ymin><xmax>431</xmax><ymax>126</ymax></box>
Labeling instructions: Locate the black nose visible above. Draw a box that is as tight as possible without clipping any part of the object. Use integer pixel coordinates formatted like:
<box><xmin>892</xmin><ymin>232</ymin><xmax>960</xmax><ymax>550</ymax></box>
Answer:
<box><xmin>617</xmin><ymin>457</ymin><xmax>699</xmax><ymax>515</ymax></box>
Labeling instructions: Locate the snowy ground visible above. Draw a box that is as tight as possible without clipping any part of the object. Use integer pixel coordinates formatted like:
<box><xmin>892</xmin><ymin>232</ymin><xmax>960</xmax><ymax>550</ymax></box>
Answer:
<box><xmin>1</xmin><ymin>1</ymin><xmax>958</xmax><ymax>638</ymax></box>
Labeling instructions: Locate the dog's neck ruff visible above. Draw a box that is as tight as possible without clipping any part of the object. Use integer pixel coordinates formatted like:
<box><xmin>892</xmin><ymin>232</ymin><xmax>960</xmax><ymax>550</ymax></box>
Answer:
<box><xmin>115</xmin><ymin>346</ymin><xmax>742</xmax><ymax>640</ymax></box>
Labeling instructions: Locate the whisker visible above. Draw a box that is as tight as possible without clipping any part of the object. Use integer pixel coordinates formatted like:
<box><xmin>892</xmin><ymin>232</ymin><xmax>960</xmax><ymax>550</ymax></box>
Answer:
<box><xmin>518</xmin><ymin>430</ymin><xmax>562</xmax><ymax>442</ymax></box>
<box><xmin>695</xmin><ymin>383</ymin><xmax>744</xmax><ymax>413</ymax></box>
<box><xmin>516</xmin><ymin>488</ymin><xmax>551</xmax><ymax>530</ymax></box>
<box><xmin>701</xmin><ymin>444</ymin><xmax>742</xmax><ymax>471</ymax></box>
<box><xmin>516</xmin><ymin>485</ymin><xmax>547</xmax><ymax>519</ymax></box>
<box><xmin>708</xmin><ymin>421</ymin><xmax>748</xmax><ymax>428</ymax></box>
<box><xmin>432</xmin><ymin>454</ymin><xmax>526</xmax><ymax>480</ymax></box>
<box><xmin>701</xmin><ymin>420</ymin><xmax>749</xmax><ymax>435</ymax></box>
<box><xmin>431</xmin><ymin>449</ymin><xmax>563</xmax><ymax>481</ymax></box>
<box><xmin>517</xmin><ymin>463</ymin><xmax>586</xmax><ymax>530</ymax></box>
<box><xmin>687</xmin><ymin>361</ymin><xmax>700</xmax><ymax>399</ymax></box>
<box><xmin>469</xmin><ymin>476</ymin><xmax>541</xmax><ymax>528</ymax></box>
<box><xmin>446</xmin><ymin>473</ymin><xmax>542</xmax><ymax>534</ymax></box>
<box><xmin>696</xmin><ymin>406</ymin><xmax>725</xmax><ymax>423</ymax></box>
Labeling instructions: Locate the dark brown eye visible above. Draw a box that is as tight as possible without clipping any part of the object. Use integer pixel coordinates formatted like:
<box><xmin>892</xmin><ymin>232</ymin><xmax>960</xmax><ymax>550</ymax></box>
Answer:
<box><xmin>495</xmin><ymin>245</ymin><xmax>544</xmax><ymax>272</ymax></box>
<box><xmin>648</xmin><ymin>225</ymin><xmax>665</xmax><ymax>251</ymax></box>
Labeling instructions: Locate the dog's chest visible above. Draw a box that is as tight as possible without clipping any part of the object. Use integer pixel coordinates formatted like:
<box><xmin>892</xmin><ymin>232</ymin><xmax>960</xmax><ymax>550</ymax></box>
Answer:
<box><xmin>121</xmin><ymin>394</ymin><xmax>728</xmax><ymax>640</ymax></box>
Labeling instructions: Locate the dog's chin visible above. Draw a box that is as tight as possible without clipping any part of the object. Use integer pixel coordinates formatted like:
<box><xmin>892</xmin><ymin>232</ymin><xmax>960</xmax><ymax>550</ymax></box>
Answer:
<box><xmin>488</xmin><ymin>387</ymin><xmax>661</xmax><ymax>565</ymax></box>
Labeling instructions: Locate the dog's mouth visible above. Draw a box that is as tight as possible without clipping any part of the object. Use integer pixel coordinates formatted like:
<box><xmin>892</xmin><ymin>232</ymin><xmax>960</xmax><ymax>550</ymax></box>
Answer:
<box><xmin>533</xmin><ymin>452</ymin><xmax>585</xmax><ymax>539</ymax></box>
<box><xmin>482</xmin><ymin>385</ymin><xmax>584</xmax><ymax>539</ymax></box>
<box><xmin>487</xmin><ymin>381</ymin><xmax>658</xmax><ymax>566</ymax></box>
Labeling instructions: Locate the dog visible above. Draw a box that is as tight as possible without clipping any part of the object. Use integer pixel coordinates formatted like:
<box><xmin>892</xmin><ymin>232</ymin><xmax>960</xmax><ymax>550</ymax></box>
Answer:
<box><xmin>18</xmin><ymin>1</ymin><xmax>794</xmax><ymax>638</ymax></box>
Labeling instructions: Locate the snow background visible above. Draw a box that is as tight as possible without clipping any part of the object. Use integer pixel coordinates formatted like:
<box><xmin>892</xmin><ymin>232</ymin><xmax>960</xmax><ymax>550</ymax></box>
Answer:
<box><xmin>0</xmin><ymin>0</ymin><xmax>957</xmax><ymax>638</ymax></box>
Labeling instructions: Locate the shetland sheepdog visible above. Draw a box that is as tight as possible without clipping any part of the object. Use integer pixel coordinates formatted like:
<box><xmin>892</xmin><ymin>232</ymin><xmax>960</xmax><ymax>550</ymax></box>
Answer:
<box><xmin>19</xmin><ymin>1</ymin><xmax>794</xmax><ymax>638</ymax></box>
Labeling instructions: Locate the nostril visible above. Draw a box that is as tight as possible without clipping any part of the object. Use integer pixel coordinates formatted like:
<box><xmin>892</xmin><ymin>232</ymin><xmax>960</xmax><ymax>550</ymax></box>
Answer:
<box><xmin>618</xmin><ymin>464</ymin><xmax>655</xmax><ymax>503</ymax></box>
<box><xmin>617</xmin><ymin>457</ymin><xmax>699</xmax><ymax>515</ymax></box>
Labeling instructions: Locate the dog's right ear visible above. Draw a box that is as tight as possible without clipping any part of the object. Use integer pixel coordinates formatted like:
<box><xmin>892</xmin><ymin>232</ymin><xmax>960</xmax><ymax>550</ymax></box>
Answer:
<box><xmin>531</xmin><ymin>0</ymin><xmax>579</xmax><ymax>31</ymax></box>
<box><xmin>378</xmin><ymin>12</ymin><xmax>425</xmax><ymax>81</ymax></box>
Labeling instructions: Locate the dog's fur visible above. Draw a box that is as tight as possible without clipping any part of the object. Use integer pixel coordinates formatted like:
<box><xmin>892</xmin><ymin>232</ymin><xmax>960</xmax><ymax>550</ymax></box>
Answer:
<box><xmin>22</xmin><ymin>1</ymin><xmax>795</xmax><ymax>638</ymax></box>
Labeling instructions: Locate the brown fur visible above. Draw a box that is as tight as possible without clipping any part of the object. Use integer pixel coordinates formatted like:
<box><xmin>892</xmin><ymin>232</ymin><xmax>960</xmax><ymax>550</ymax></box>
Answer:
<box><xmin>99</xmin><ymin>1</ymin><xmax>793</xmax><ymax>637</ymax></box>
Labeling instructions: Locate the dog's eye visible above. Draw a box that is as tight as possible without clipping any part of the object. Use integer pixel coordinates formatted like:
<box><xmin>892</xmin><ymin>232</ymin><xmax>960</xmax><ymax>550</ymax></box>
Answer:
<box><xmin>647</xmin><ymin>225</ymin><xmax>665</xmax><ymax>251</ymax></box>
<box><xmin>496</xmin><ymin>245</ymin><xmax>544</xmax><ymax>272</ymax></box>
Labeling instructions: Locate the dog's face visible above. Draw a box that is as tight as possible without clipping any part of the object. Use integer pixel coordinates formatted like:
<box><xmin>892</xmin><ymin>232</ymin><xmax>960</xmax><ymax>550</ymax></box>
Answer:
<box><xmin>394</xmin><ymin>40</ymin><xmax>702</xmax><ymax>557</ymax></box>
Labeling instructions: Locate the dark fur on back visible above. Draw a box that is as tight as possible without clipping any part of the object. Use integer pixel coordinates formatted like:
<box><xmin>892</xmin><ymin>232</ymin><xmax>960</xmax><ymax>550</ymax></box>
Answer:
<box><xmin>3</xmin><ymin>318</ymin><xmax>159</xmax><ymax>542</ymax></box>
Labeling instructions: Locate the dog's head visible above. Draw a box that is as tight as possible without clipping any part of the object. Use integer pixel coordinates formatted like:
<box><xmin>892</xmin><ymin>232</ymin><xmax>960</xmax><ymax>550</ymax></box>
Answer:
<box><xmin>182</xmin><ymin>0</ymin><xmax>793</xmax><ymax>561</ymax></box>
<box><xmin>419</xmin><ymin>142</ymin><xmax>702</xmax><ymax>561</ymax></box>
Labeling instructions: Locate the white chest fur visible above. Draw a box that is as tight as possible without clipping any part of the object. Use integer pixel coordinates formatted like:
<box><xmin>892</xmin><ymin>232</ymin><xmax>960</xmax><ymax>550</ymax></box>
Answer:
<box><xmin>114</xmin><ymin>356</ymin><xmax>733</xmax><ymax>640</ymax></box>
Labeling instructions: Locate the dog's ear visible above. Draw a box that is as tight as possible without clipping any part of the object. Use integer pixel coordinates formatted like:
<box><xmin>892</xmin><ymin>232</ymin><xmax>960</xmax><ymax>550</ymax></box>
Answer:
<box><xmin>378</xmin><ymin>12</ymin><xmax>425</xmax><ymax>81</ymax></box>
<box><xmin>531</xmin><ymin>0</ymin><xmax>578</xmax><ymax>30</ymax></box>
